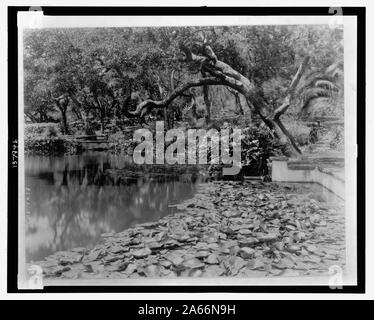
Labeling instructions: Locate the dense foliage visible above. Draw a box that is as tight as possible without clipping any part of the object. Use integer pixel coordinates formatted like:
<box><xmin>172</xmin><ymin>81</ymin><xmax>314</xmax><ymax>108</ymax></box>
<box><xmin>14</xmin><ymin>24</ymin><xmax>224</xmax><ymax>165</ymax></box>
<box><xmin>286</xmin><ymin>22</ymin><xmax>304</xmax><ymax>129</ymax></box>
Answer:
<box><xmin>24</xmin><ymin>123</ymin><xmax>81</xmax><ymax>155</ymax></box>
<box><xmin>24</xmin><ymin>25</ymin><xmax>344</xmax><ymax>172</ymax></box>
<box><xmin>24</xmin><ymin>25</ymin><xmax>343</xmax><ymax>130</ymax></box>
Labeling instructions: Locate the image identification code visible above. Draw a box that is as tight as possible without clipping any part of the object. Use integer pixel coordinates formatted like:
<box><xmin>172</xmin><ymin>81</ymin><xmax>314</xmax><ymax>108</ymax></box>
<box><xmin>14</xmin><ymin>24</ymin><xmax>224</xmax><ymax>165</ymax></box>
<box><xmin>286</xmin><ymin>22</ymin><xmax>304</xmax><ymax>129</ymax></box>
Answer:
<box><xmin>138</xmin><ymin>304</ymin><xmax>236</xmax><ymax>317</ymax></box>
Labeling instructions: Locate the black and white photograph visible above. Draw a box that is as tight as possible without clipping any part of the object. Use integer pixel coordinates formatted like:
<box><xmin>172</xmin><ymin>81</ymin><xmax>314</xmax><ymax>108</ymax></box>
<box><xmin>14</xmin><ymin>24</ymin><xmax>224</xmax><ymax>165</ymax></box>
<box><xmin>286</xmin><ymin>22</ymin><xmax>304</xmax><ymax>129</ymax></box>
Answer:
<box><xmin>3</xmin><ymin>4</ymin><xmax>368</xmax><ymax>299</ymax></box>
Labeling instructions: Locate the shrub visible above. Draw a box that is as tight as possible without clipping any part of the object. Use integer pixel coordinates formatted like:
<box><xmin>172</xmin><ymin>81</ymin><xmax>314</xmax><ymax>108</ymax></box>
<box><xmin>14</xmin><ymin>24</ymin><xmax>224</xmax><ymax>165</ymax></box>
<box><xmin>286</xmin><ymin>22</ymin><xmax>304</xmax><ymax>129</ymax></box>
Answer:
<box><xmin>24</xmin><ymin>136</ymin><xmax>81</xmax><ymax>155</ymax></box>
<box><xmin>328</xmin><ymin>125</ymin><xmax>344</xmax><ymax>150</ymax></box>
<box><xmin>45</xmin><ymin>124</ymin><xmax>58</xmax><ymax>138</ymax></box>
<box><xmin>209</xmin><ymin>124</ymin><xmax>282</xmax><ymax>179</ymax></box>
<box><xmin>284</xmin><ymin>121</ymin><xmax>311</xmax><ymax>146</ymax></box>
<box><xmin>108</xmin><ymin>131</ymin><xmax>137</xmax><ymax>154</ymax></box>
<box><xmin>241</xmin><ymin>125</ymin><xmax>282</xmax><ymax>176</ymax></box>
<box><xmin>24</xmin><ymin>122</ymin><xmax>61</xmax><ymax>137</ymax></box>
<box><xmin>24</xmin><ymin>123</ymin><xmax>81</xmax><ymax>155</ymax></box>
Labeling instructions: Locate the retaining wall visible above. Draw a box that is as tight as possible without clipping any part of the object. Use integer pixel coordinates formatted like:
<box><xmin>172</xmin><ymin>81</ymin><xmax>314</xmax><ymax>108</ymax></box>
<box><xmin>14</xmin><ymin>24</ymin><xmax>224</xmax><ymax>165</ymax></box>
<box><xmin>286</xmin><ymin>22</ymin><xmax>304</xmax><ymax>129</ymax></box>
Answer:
<box><xmin>270</xmin><ymin>157</ymin><xmax>345</xmax><ymax>199</ymax></box>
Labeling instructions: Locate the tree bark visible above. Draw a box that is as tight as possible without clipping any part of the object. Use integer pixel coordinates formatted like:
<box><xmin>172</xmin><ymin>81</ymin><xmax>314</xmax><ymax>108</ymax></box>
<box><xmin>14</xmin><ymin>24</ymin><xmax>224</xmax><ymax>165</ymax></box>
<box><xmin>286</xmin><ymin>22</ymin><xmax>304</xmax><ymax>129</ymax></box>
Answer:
<box><xmin>125</xmin><ymin>77</ymin><xmax>222</xmax><ymax>118</ymax></box>
<box><xmin>53</xmin><ymin>95</ymin><xmax>70</xmax><ymax>134</ymax></box>
<box><xmin>61</xmin><ymin>109</ymin><xmax>68</xmax><ymax>135</ymax></box>
<box><xmin>227</xmin><ymin>87</ymin><xmax>244</xmax><ymax>115</ymax></box>
<box><xmin>202</xmin><ymin>84</ymin><xmax>211</xmax><ymax>123</ymax></box>
<box><xmin>25</xmin><ymin>112</ymin><xmax>38</xmax><ymax>123</ymax></box>
<box><xmin>93</xmin><ymin>95</ymin><xmax>106</xmax><ymax>133</ymax></box>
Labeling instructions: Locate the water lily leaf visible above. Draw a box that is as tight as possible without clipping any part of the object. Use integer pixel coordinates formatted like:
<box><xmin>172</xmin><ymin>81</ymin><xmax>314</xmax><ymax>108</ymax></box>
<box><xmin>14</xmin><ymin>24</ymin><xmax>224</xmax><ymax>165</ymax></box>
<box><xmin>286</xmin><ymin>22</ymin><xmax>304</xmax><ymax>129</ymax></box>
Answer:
<box><xmin>147</xmin><ymin>242</ymin><xmax>163</xmax><ymax>250</ymax></box>
<box><xmin>273</xmin><ymin>242</ymin><xmax>284</xmax><ymax>251</ymax></box>
<box><xmin>238</xmin><ymin>237</ymin><xmax>259</xmax><ymax>247</ymax></box>
<box><xmin>220</xmin><ymin>225</ymin><xmax>236</xmax><ymax>235</ymax></box>
<box><xmin>239</xmin><ymin>268</ymin><xmax>268</xmax><ymax>277</ymax></box>
<box><xmin>205</xmin><ymin>253</ymin><xmax>219</xmax><ymax>265</ymax></box>
<box><xmin>269</xmin><ymin>268</ymin><xmax>284</xmax><ymax>276</ymax></box>
<box><xmin>323</xmin><ymin>254</ymin><xmax>338</xmax><ymax>261</ymax></box>
<box><xmin>143</xmin><ymin>264</ymin><xmax>162</xmax><ymax>277</ymax></box>
<box><xmin>286</xmin><ymin>245</ymin><xmax>300</xmax><ymax>253</ymax></box>
<box><xmin>165</xmin><ymin>252</ymin><xmax>184</xmax><ymax>266</ymax></box>
<box><xmin>202</xmin><ymin>265</ymin><xmax>225</xmax><ymax>277</ymax></box>
<box><xmin>183</xmin><ymin>258</ymin><xmax>205</xmax><ymax>269</ymax></box>
<box><xmin>305</xmin><ymin>245</ymin><xmax>318</xmax><ymax>253</ymax></box>
<box><xmin>189</xmin><ymin>269</ymin><xmax>203</xmax><ymax>277</ymax></box>
<box><xmin>272</xmin><ymin>257</ymin><xmax>295</xmax><ymax>270</ymax></box>
<box><xmin>247</xmin><ymin>259</ymin><xmax>265</xmax><ymax>270</ymax></box>
<box><xmin>238</xmin><ymin>229</ymin><xmax>252</xmax><ymax>235</ymax></box>
<box><xmin>170</xmin><ymin>233</ymin><xmax>191</xmax><ymax>242</ymax></box>
<box><xmin>207</xmin><ymin>243</ymin><xmax>220</xmax><ymax>251</ymax></box>
<box><xmin>257</xmin><ymin>233</ymin><xmax>279</xmax><ymax>242</ymax></box>
<box><xmin>195</xmin><ymin>251</ymin><xmax>210</xmax><ymax>258</ymax></box>
<box><xmin>154</xmin><ymin>232</ymin><xmax>166</xmax><ymax>242</ymax></box>
<box><xmin>124</xmin><ymin>263</ymin><xmax>137</xmax><ymax>275</ymax></box>
<box><xmin>294</xmin><ymin>262</ymin><xmax>310</xmax><ymax>271</ymax></box>
<box><xmin>223</xmin><ymin>256</ymin><xmax>247</xmax><ymax>276</ymax></box>
<box><xmin>83</xmin><ymin>264</ymin><xmax>94</xmax><ymax>273</ymax></box>
<box><xmin>239</xmin><ymin>247</ymin><xmax>255</xmax><ymax>259</ymax></box>
<box><xmin>159</xmin><ymin>260</ymin><xmax>172</xmax><ymax>268</ymax></box>
<box><xmin>61</xmin><ymin>267</ymin><xmax>83</xmax><ymax>279</ymax></box>
<box><xmin>131</xmin><ymin>247</ymin><xmax>151</xmax><ymax>258</ymax></box>
<box><xmin>285</xmin><ymin>225</ymin><xmax>297</xmax><ymax>231</ymax></box>
<box><xmin>104</xmin><ymin>254</ymin><xmax>123</xmax><ymax>263</ymax></box>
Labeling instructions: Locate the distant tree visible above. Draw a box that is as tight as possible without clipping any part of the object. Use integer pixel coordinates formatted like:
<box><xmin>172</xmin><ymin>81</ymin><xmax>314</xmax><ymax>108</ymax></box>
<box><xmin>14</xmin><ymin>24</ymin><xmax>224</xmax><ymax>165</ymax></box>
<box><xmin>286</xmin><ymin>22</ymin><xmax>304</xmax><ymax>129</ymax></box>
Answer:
<box><xmin>24</xmin><ymin>29</ymin><xmax>83</xmax><ymax>133</ymax></box>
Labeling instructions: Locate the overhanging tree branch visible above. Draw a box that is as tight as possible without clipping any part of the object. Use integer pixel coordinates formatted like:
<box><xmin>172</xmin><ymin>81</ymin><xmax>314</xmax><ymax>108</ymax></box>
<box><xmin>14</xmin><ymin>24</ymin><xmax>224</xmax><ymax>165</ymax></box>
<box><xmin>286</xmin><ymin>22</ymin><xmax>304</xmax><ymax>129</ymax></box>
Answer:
<box><xmin>128</xmin><ymin>42</ymin><xmax>310</xmax><ymax>157</ymax></box>
<box><xmin>125</xmin><ymin>77</ymin><xmax>222</xmax><ymax>118</ymax></box>
<box><xmin>273</xmin><ymin>56</ymin><xmax>310</xmax><ymax>119</ymax></box>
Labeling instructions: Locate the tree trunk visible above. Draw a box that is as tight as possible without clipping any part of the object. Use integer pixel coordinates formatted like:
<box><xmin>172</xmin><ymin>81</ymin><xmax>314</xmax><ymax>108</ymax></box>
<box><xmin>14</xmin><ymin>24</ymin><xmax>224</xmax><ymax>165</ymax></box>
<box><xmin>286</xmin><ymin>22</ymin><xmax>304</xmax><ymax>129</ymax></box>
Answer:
<box><xmin>61</xmin><ymin>108</ymin><xmax>69</xmax><ymax>135</ymax></box>
<box><xmin>83</xmin><ymin>108</ymin><xmax>95</xmax><ymax>135</ymax></box>
<box><xmin>233</xmin><ymin>92</ymin><xmax>244</xmax><ymax>115</ymax></box>
<box><xmin>128</xmin><ymin>44</ymin><xmax>310</xmax><ymax>157</ymax></box>
<box><xmin>203</xmin><ymin>84</ymin><xmax>211</xmax><ymax>123</ymax></box>
<box><xmin>163</xmin><ymin>107</ymin><xmax>169</xmax><ymax>130</ymax></box>
<box><xmin>100</xmin><ymin>111</ymin><xmax>105</xmax><ymax>133</ymax></box>
<box><xmin>55</xmin><ymin>102</ymin><xmax>69</xmax><ymax>134</ymax></box>
<box><xmin>25</xmin><ymin>112</ymin><xmax>38</xmax><ymax>123</ymax></box>
<box><xmin>93</xmin><ymin>95</ymin><xmax>106</xmax><ymax>134</ymax></box>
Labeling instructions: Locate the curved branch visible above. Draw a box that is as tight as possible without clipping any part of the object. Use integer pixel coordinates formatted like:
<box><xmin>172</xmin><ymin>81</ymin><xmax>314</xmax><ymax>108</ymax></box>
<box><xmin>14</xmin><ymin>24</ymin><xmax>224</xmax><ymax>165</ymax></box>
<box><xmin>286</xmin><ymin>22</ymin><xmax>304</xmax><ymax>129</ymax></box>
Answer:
<box><xmin>126</xmin><ymin>77</ymin><xmax>223</xmax><ymax>118</ymax></box>
<box><xmin>129</xmin><ymin>43</ymin><xmax>307</xmax><ymax>158</ymax></box>
<box><xmin>273</xmin><ymin>56</ymin><xmax>310</xmax><ymax>119</ymax></box>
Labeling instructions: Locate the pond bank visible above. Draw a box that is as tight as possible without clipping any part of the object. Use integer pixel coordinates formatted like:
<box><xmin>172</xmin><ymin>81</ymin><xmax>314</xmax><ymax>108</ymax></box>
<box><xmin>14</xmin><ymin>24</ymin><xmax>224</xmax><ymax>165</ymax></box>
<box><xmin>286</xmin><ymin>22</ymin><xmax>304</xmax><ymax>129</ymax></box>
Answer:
<box><xmin>32</xmin><ymin>181</ymin><xmax>345</xmax><ymax>279</ymax></box>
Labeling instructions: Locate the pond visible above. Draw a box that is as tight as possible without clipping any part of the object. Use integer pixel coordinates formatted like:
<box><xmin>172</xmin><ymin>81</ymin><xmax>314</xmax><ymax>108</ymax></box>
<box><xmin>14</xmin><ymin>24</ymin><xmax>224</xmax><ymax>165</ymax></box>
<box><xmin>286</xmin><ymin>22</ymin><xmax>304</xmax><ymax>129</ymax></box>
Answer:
<box><xmin>25</xmin><ymin>152</ymin><xmax>201</xmax><ymax>263</ymax></box>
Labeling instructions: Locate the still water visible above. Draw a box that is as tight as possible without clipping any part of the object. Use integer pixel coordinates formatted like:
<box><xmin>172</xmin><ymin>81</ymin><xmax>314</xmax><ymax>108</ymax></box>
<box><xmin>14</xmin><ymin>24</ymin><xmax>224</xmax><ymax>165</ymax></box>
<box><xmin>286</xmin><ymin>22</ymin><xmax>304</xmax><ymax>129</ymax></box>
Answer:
<box><xmin>25</xmin><ymin>152</ymin><xmax>200</xmax><ymax>263</ymax></box>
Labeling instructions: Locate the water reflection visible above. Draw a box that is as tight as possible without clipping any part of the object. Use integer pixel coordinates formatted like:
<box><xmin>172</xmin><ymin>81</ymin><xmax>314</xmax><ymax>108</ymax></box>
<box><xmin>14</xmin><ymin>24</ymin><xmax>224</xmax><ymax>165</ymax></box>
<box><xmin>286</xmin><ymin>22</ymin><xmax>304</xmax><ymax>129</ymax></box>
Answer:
<box><xmin>25</xmin><ymin>152</ymin><xmax>199</xmax><ymax>262</ymax></box>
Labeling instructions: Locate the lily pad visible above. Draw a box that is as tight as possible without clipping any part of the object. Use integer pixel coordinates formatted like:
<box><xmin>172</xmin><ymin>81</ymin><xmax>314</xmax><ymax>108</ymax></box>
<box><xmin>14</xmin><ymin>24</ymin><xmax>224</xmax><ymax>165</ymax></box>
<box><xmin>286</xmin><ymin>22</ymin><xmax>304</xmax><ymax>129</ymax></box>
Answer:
<box><xmin>165</xmin><ymin>253</ymin><xmax>184</xmax><ymax>266</ymax></box>
<box><xmin>257</xmin><ymin>233</ymin><xmax>279</xmax><ymax>242</ymax></box>
<box><xmin>131</xmin><ymin>247</ymin><xmax>152</xmax><ymax>259</ymax></box>
<box><xmin>124</xmin><ymin>263</ymin><xmax>137</xmax><ymax>275</ymax></box>
<box><xmin>202</xmin><ymin>265</ymin><xmax>225</xmax><ymax>277</ymax></box>
<box><xmin>205</xmin><ymin>253</ymin><xmax>219</xmax><ymax>265</ymax></box>
<box><xmin>183</xmin><ymin>258</ymin><xmax>205</xmax><ymax>269</ymax></box>
<box><xmin>239</xmin><ymin>247</ymin><xmax>255</xmax><ymax>259</ymax></box>
<box><xmin>195</xmin><ymin>251</ymin><xmax>210</xmax><ymax>258</ymax></box>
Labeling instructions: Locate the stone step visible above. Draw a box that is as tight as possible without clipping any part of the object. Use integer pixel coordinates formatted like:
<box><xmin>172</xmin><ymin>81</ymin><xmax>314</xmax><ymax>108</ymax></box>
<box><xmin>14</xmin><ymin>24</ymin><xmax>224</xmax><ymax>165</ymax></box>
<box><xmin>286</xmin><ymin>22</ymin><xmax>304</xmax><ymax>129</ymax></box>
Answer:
<box><xmin>288</xmin><ymin>164</ymin><xmax>316</xmax><ymax>170</ymax></box>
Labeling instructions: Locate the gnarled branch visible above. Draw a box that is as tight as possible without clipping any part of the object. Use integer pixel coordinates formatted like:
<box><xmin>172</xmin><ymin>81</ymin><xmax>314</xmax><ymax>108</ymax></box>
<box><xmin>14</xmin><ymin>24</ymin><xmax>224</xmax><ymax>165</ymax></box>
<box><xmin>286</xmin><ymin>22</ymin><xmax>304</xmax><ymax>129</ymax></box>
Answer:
<box><xmin>130</xmin><ymin>43</ymin><xmax>310</xmax><ymax>157</ymax></box>
<box><xmin>273</xmin><ymin>56</ymin><xmax>310</xmax><ymax>119</ymax></box>
<box><xmin>125</xmin><ymin>77</ymin><xmax>222</xmax><ymax>118</ymax></box>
